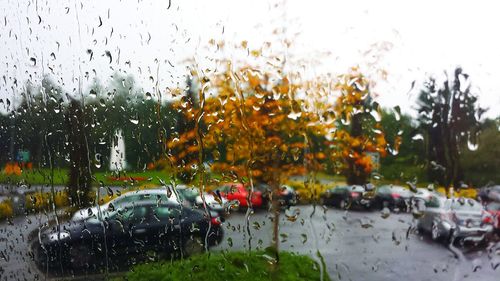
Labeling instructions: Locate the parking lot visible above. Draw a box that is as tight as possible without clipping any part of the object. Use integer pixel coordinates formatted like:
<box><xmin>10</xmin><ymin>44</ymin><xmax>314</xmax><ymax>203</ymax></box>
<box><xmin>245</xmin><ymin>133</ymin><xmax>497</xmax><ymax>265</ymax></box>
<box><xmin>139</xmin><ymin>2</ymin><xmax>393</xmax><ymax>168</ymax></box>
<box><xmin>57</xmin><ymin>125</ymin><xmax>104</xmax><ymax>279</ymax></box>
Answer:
<box><xmin>1</xmin><ymin>204</ymin><xmax>499</xmax><ymax>281</ymax></box>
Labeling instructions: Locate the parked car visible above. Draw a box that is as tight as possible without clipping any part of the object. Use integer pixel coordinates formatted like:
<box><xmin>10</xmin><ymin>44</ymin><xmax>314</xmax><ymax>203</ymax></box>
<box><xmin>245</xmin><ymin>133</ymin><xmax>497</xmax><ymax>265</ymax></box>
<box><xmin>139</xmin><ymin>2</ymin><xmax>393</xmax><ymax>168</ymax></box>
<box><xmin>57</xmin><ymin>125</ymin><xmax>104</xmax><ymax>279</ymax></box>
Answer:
<box><xmin>417</xmin><ymin>197</ymin><xmax>493</xmax><ymax>244</ymax></box>
<box><xmin>373</xmin><ymin>185</ymin><xmax>413</xmax><ymax>211</ymax></box>
<box><xmin>412</xmin><ymin>188</ymin><xmax>434</xmax><ymax>202</ymax></box>
<box><xmin>319</xmin><ymin>185</ymin><xmax>368</xmax><ymax>209</ymax></box>
<box><xmin>484</xmin><ymin>201</ymin><xmax>500</xmax><ymax>233</ymax></box>
<box><xmin>174</xmin><ymin>185</ymin><xmax>227</xmax><ymax>214</ymax></box>
<box><xmin>174</xmin><ymin>185</ymin><xmax>199</xmax><ymax>205</ymax></box>
<box><xmin>71</xmin><ymin>189</ymin><xmax>180</xmax><ymax>221</ymax></box>
<box><xmin>34</xmin><ymin>202</ymin><xmax>224</xmax><ymax>269</ymax></box>
<box><xmin>254</xmin><ymin>183</ymin><xmax>298</xmax><ymax>208</ymax></box>
<box><xmin>254</xmin><ymin>183</ymin><xmax>272</xmax><ymax>208</ymax></box>
<box><xmin>216</xmin><ymin>183</ymin><xmax>263</xmax><ymax>209</ymax></box>
<box><xmin>478</xmin><ymin>185</ymin><xmax>500</xmax><ymax>203</ymax></box>
<box><xmin>278</xmin><ymin>185</ymin><xmax>298</xmax><ymax>207</ymax></box>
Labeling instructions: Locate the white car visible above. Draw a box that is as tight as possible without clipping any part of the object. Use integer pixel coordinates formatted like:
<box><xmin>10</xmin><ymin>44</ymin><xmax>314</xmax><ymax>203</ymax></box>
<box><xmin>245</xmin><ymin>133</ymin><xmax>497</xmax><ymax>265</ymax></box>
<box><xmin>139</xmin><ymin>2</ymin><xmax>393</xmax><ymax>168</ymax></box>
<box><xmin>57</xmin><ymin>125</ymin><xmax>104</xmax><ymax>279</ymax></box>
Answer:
<box><xmin>71</xmin><ymin>189</ymin><xmax>180</xmax><ymax>221</ymax></box>
<box><xmin>195</xmin><ymin>193</ymin><xmax>227</xmax><ymax>213</ymax></box>
<box><xmin>174</xmin><ymin>185</ymin><xmax>228</xmax><ymax>214</ymax></box>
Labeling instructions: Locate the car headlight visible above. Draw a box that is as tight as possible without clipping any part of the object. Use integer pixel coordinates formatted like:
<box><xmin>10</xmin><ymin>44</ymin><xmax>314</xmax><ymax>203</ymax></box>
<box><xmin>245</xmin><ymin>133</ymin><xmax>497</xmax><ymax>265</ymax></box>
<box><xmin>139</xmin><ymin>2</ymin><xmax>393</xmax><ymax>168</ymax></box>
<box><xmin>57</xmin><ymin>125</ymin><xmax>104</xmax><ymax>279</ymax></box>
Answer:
<box><xmin>48</xmin><ymin>231</ymin><xmax>70</xmax><ymax>241</ymax></box>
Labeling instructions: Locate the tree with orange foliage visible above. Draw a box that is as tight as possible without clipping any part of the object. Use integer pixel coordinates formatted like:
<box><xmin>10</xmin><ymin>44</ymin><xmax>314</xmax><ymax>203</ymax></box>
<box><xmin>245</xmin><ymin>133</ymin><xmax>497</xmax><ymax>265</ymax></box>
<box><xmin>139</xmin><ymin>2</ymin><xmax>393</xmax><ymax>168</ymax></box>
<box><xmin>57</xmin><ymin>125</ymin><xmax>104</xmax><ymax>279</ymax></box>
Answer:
<box><xmin>166</xmin><ymin>60</ymin><xmax>331</xmax><ymax>256</ymax></box>
<box><xmin>331</xmin><ymin>69</ymin><xmax>388</xmax><ymax>185</ymax></box>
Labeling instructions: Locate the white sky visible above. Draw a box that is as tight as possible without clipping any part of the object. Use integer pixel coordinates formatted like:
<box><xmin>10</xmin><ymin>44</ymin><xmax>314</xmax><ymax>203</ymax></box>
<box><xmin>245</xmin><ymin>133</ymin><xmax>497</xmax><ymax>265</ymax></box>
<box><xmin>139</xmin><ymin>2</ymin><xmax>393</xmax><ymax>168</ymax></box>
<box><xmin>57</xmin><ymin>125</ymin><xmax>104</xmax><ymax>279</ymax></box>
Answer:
<box><xmin>1</xmin><ymin>0</ymin><xmax>499</xmax><ymax>117</ymax></box>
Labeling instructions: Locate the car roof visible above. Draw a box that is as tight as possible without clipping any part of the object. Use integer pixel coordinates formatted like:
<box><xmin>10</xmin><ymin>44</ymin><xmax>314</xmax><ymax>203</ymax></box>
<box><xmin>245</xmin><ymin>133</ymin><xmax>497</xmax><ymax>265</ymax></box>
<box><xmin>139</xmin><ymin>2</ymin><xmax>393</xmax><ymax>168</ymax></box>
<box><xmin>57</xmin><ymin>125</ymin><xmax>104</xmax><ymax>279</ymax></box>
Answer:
<box><xmin>123</xmin><ymin>189</ymin><xmax>168</xmax><ymax>195</ymax></box>
<box><xmin>116</xmin><ymin>189</ymin><xmax>179</xmax><ymax>202</ymax></box>
<box><xmin>114</xmin><ymin>200</ymin><xmax>183</xmax><ymax>210</ymax></box>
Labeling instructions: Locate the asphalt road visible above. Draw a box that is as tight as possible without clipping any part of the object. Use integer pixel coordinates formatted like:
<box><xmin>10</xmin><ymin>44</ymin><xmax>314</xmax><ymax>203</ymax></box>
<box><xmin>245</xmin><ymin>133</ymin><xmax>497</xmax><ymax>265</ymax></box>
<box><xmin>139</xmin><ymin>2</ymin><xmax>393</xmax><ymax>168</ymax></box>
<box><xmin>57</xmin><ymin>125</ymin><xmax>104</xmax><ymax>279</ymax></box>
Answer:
<box><xmin>0</xmin><ymin>205</ymin><xmax>499</xmax><ymax>281</ymax></box>
<box><xmin>213</xmin><ymin>205</ymin><xmax>500</xmax><ymax>281</ymax></box>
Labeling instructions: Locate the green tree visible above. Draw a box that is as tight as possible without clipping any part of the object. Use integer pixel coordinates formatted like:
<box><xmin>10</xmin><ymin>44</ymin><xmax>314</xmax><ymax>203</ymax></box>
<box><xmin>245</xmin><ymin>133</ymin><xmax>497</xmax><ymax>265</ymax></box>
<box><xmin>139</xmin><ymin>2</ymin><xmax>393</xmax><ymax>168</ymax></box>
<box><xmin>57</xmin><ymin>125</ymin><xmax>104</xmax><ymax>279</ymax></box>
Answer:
<box><xmin>461</xmin><ymin>118</ymin><xmax>500</xmax><ymax>186</ymax></box>
<box><xmin>417</xmin><ymin>67</ymin><xmax>486</xmax><ymax>188</ymax></box>
<box><xmin>379</xmin><ymin>108</ymin><xmax>425</xmax><ymax>182</ymax></box>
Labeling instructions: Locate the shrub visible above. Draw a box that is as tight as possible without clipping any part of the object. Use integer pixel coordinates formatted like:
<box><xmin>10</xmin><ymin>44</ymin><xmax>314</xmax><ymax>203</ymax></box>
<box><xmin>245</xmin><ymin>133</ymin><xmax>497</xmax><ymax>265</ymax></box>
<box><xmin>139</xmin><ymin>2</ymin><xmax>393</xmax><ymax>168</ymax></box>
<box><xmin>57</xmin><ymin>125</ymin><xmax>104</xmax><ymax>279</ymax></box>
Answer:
<box><xmin>284</xmin><ymin>179</ymin><xmax>337</xmax><ymax>203</ymax></box>
<box><xmin>116</xmin><ymin>251</ymin><xmax>330</xmax><ymax>281</ymax></box>
<box><xmin>0</xmin><ymin>199</ymin><xmax>13</xmax><ymax>220</ymax></box>
<box><xmin>25</xmin><ymin>190</ymin><xmax>70</xmax><ymax>212</ymax></box>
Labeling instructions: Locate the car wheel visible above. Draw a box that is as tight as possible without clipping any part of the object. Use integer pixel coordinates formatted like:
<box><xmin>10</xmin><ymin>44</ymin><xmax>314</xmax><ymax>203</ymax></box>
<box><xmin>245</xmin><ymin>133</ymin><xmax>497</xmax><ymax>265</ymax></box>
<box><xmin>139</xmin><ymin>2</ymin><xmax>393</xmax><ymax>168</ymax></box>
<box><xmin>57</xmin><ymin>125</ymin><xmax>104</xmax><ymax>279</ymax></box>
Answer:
<box><xmin>70</xmin><ymin>244</ymin><xmax>91</xmax><ymax>269</ymax></box>
<box><xmin>184</xmin><ymin>236</ymin><xmax>204</xmax><ymax>257</ymax></box>
<box><xmin>339</xmin><ymin>199</ymin><xmax>347</xmax><ymax>210</ymax></box>
<box><xmin>431</xmin><ymin>223</ymin><xmax>440</xmax><ymax>241</ymax></box>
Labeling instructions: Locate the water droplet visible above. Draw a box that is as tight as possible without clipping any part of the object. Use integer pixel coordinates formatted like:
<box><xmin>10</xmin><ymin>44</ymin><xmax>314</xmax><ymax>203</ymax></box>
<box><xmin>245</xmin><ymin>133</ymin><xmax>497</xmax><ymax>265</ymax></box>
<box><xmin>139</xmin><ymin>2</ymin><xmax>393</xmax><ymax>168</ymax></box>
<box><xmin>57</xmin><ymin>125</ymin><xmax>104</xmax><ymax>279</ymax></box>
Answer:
<box><xmin>412</xmin><ymin>134</ymin><xmax>424</xmax><ymax>141</ymax></box>
<box><xmin>380</xmin><ymin>207</ymin><xmax>390</xmax><ymax>219</ymax></box>
<box><xmin>287</xmin><ymin>111</ymin><xmax>302</xmax><ymax>120</ymax></box>
<box><xmin>467</xmin><ymin>139</ymin><xmax>478</xmax><ymax>151</ymax></box>
<box><xmin>104</xmin><ymin>50</ymin><xmax>112</xmax><ymax>63</ymax></box>
<box><xmin>393</xmin><ymin>106</ymin><xmax>401</xmax><ymax>121</ymax></box>
<box><xmin>94</xmin><ymin>153</ymin><xmax>102</xmax><ymax>168</ymax></box>
<box><xmin>285</xmin><ymin>208</ymin><xmax>300</xmax><ymax>222</ymax></box>
<box><xmin>252</xmin><ymin>221</ymin><xmax>261</xmax><ymax>230</ymax></box>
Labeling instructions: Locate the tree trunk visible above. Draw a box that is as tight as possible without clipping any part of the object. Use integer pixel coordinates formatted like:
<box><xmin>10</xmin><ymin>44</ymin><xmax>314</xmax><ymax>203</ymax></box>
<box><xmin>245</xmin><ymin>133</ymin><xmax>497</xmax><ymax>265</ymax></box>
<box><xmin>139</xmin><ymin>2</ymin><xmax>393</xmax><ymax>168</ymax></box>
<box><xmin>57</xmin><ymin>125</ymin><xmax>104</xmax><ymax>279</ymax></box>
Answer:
<box><xmin>66</xmin><ymin>99</ymin><xmax>91</xmax><ymax>208</ymax></box>
<box><xmin>346</xmin><ymin>113</ymin><xmax>368</xmax><ymax>185</ymax></box>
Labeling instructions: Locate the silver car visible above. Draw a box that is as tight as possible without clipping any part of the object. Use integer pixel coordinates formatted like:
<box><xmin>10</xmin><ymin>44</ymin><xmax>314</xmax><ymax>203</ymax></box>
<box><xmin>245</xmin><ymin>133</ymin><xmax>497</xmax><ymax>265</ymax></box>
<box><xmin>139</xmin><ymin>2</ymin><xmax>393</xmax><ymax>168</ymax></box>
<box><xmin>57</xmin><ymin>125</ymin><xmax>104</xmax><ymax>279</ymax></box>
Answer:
<box><xmin>71</xmin><ymin>189</ymin><xmax>180</xmax><ymax>221</ymax></box>
<box><xmin>417</xmin><ymin>196</ymin><xmax>493</xmax><ymax>243</ymax></box>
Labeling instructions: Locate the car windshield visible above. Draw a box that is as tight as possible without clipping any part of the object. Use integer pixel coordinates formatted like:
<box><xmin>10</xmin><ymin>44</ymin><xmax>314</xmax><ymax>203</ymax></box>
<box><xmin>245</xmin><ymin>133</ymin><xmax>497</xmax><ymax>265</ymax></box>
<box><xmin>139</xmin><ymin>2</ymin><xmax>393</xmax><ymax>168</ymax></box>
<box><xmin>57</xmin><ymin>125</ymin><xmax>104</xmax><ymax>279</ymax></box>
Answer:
<box><xmin>2</xmin><ymin>1</ymin><xmax>499</xmax><ymax>281</ymax></box>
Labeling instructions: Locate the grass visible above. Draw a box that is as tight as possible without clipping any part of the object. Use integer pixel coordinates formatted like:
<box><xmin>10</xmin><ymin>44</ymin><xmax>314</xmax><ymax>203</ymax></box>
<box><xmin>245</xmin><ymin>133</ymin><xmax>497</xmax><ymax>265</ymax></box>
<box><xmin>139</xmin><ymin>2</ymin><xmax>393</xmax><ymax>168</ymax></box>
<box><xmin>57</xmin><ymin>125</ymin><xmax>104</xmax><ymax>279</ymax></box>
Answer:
<box><xmin>0</xmin><ymin>168</ymin><xmax>68</xmax><ymax>185</ymax></box>
<box><xmin>113</xmin><ymin>251</ymin><xmax>330</xmax><ymax>281</ymax></box>
<box><xmin>0</xmin><ymin>168</ymin><xmax>175</xmax><ymax>186</ymax></box>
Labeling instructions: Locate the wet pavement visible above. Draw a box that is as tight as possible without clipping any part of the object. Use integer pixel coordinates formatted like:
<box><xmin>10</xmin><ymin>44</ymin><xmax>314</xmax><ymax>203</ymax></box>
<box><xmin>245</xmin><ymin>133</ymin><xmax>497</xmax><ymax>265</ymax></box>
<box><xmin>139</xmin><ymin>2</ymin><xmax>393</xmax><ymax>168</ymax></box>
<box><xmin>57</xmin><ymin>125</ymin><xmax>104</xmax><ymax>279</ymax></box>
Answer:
<box><xmin>0</xmin><ymin>205</ymin><xmax>499</xmax><ymax>280</ymax></box>
<box><xmin>214</xmin><ymin>205</ymin><xmax>500</xmax><ymax>281</ymax></box>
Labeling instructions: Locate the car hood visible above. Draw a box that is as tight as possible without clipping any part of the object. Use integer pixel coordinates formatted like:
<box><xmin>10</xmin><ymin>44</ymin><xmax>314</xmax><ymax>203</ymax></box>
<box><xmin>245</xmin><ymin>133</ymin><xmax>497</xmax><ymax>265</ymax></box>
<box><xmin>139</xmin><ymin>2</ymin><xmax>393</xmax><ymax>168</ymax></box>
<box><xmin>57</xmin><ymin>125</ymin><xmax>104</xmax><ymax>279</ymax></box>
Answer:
<box><xmin>40</xmin><ymin>218</ymin><xmax>104</xmax><ymax>245</ymax></box>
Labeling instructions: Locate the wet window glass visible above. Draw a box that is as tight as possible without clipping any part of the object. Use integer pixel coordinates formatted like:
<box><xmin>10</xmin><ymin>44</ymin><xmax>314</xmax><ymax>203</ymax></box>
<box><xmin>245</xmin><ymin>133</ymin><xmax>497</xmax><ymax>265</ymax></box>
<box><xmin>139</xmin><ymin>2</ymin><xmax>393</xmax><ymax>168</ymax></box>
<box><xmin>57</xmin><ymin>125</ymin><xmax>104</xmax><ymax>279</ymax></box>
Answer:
<box><xmin>1</xmin><ymin>0</ymin><xmax>499</xmax><ymax>281</ymax></box>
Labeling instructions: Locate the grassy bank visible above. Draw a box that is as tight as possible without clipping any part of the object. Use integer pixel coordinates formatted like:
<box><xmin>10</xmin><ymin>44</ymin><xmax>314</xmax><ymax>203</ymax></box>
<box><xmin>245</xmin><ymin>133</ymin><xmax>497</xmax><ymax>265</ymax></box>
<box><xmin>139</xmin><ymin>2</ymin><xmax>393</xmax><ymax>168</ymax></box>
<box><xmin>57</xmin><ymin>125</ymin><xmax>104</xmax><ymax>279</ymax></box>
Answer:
<box><xmin>113</xmin><ymin>251</ymin><xmax>330</xmax><ymax>281</ymax></box>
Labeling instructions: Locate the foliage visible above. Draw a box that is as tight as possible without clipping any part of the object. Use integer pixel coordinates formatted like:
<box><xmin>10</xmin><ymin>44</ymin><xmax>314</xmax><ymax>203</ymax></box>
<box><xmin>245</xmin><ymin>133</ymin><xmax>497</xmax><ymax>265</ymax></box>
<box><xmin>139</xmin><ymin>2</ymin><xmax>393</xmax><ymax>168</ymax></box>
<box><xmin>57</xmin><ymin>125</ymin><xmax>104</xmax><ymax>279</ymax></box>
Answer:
<box><xmin>379</xmin><ymin>108</ymin><xmax>426</xmax><ymax>182</ymax></box>
<box><xmin>115</xmin><ymin>251</ymin><xmax>330</xmax><ymax>281</ymax></box>
<box><xmin>25</xmin><ymin>191</ymin><xmax>69</xmax><ymax>212</ymax></box>
<box><xmin>417</xmin><ymin>67</ymin><xmax>486</xmax><ymax>188</ymax></box>
<box><xmin>0</xmin><ymin>199</ymin><xmax>13</xmax><ymax>220</ymax></box>
<box><xmin>435</xmin><ymin>187</ymin><xmax>477</xmax><ymax>199</ymax></box>
<box><xmin>284</xmin><ymin>179</ymin><xmax>339</xmax><ymax>203</ymax></box>
<box><xmin>332</xmin><ymin>69</ymin><xmax>389</xmax><ymax>184</ymax></box>
<box><xmin>167</xmin><ymin>65</ymin><xmax>330</xmax><ymax>184</ymax></box>
<box><xmin>460</xmin><ymin>118</ymin><xmax>500</xmax><ymax>186</ymax></box>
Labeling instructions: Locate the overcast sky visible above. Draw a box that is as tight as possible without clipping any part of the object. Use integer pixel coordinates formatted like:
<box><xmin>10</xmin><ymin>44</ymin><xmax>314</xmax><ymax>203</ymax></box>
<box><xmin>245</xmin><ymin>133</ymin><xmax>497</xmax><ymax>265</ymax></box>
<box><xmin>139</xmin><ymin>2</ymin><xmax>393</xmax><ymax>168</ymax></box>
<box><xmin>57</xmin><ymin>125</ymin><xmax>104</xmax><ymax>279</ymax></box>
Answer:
<box><xmin>1</xmin><ymin>0</ymin><xmax>499</xmax><ymax>118</ymax></box>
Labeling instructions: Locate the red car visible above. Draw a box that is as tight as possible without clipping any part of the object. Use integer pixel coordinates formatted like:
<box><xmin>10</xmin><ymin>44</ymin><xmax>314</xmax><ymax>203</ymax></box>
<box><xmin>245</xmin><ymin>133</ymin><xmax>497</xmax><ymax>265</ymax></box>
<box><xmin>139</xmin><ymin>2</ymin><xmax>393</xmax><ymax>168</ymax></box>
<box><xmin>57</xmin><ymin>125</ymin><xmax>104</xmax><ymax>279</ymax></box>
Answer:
<box><xmin>485</xmin><ymin>202</ymin><xmax>500</xmax><ymax>233</ymax></box>
<box><xmin>216</xmin><ymin>183</ymin><xmax>263</xmax><ymax>208</ymax></box>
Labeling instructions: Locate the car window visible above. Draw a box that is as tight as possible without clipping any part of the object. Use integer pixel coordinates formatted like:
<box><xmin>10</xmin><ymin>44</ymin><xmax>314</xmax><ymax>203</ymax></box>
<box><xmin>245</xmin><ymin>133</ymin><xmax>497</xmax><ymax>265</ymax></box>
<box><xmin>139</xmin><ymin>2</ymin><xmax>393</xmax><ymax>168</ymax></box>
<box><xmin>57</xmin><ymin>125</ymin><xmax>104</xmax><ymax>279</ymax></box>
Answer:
<box><xmin>333</xmin><ymin>186</ymin><xmax>348</xmax><ymax>193</ymax></box>
<box><xmin>425</xmin><ymin>196</ymin><xmax>442</xmax><ymax>208</ymax></box>
<box><xmin>153</xmin><ymin>206</ymin><xmax>181</xmax><ymax>221</ymax></box>
<box><xmin>114</xmin><ymin>194</ymin><xmax>139</xmax><ymax>206</ymax></box>
<box><xmin>376</xmin><ymin>186</ymin><xmax>391</xmax><ymax>193</ymax></box>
